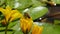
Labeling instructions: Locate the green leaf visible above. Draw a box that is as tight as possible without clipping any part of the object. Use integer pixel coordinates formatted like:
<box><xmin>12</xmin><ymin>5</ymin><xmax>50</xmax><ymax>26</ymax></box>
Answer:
<box><xmin>0</xmin><ymin>27</ymin><xmax>5</xmax><ymax>30</ymax></box>
<box><xmin>10</xmin><ymin>21</ymin><xmax>24</xmax><ymax>34</ymax></box>
<box><xmin>54</xmin><ymin>19</ymin><xmax>60</xmax><ymax>25</ymax></box>
<box><xmin>32</xmin><ymin>0</ymin><xmax>46</xmax><ymax>7</ymax></box>
<box><xmin>14</xmin><ymin>30</ymin><xmax>23</xmax><ymax>34</ymax></box>
<box><xmin>0</xmin><ymin>12</ymin><xmax>5</xmax><ymax>20</ymax></box>
<box><xmin>0</xmin><ymin>0</ymin><xmax>6</xmax><ymax>8</ymax></box>
<box><xmin>0</xmin><ymin>0</ymin><xmax>5</xmax><ymax>5</ymax></box>
<box><xmin>42</xmin><ymin>23</ymin><xmax>60</xmax><ymax>34</ymax></box>
<box><xmin>52</xmin><ymin>0</ymin><xmax>60</xmax><ymax>4</ymax></box>
<box><xmin>27</xmin><ymin>6</ymin><xmax>48</xmax><ymax>20</ymax></box>
<box><xmin>8</xmin><ymin>21</ymin><xmax>18</xmax><ymax>28</ymax></box>
<box><xmin>11</xmin><ymin>21</ymin><xmax>20</xmax><ymax>31</ymax></box>
<box><xmin>6</xmin><ymin>0</ymin><xmax>32</xmax><ymax>9</ymax></box>
<box><xmin>0</xmin><ymin>20</ymin><xmax>19</xmax><ymax>30</ymax></box>
<box><xmin>0</xmin><ymin>31</ymin><xmax>13</xmax><ymax>34</ymax></box>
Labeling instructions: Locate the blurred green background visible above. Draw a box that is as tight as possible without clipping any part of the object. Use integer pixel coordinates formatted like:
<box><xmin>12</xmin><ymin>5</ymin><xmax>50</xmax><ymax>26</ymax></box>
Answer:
<box><xmin>0</xmin><ymin>0</ymin><xmax>60</xmax><ymax>34</ymax></box>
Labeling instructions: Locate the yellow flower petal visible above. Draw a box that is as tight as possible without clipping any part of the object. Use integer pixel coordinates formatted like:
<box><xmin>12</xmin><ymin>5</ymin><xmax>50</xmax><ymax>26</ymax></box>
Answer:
<box><xmin>9</xmin><ymin>10</ymin><xmax>22</xmax><ymax>22</ymax></box>
<box><xmin>5</xmin><ymin>12</ymin><xmax>12</xmax><ymax>22</ymax></box>
<box><xmin>0</xmin><ymin>6</ymin><xmax>22</xmax><ymax>22</ymax></box>
<box><xmin>4</xmin><ymin>6</ymin><xmax>11</xmax><ymax>15</ymax></box>
<box><xmin>0</xmin><ymin>6</ymin><xmax>12</xmax><ymax>22</ymax></box>
<box><xmin>0</xmin><ymin>7</ymin><xmax>5</xmax><ymax>15</ymax></box>
<box><xmin>20</xmin><ymin>17</ymin><xmax>33</xmax><ymax>33</ymax></box>
<box><xmin>32</xmin><ymin>24</ymin><xmax>43</xmax><ymax>34</ymax></box>
<box><xmin>6</xmin><ymin>6</ymin><xmax>11</xmax><ymax>12</ymax></box>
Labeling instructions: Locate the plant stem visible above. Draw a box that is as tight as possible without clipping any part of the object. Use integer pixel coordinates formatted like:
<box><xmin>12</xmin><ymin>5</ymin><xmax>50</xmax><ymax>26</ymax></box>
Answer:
<box><xmin>5</xmin><ymin>24</ymin><xmax>8</xmax><ymax>34</ymax></box>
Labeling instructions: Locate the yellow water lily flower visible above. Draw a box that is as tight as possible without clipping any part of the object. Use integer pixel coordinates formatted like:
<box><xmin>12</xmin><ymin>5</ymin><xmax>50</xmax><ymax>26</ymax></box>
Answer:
<box><xmin>20</xmin><ymin>16</ymin><xmax>33</xmax><ymax>33</ymax></box>
<box><xmin>32</xmin><ymin>24</ymin><xmax>43</xmax><ymax>34</ymax></box>
<box><xmin>0</xmin><ymin>6</ymin><xmax>22</xmax><ymax>22</ymax></box>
